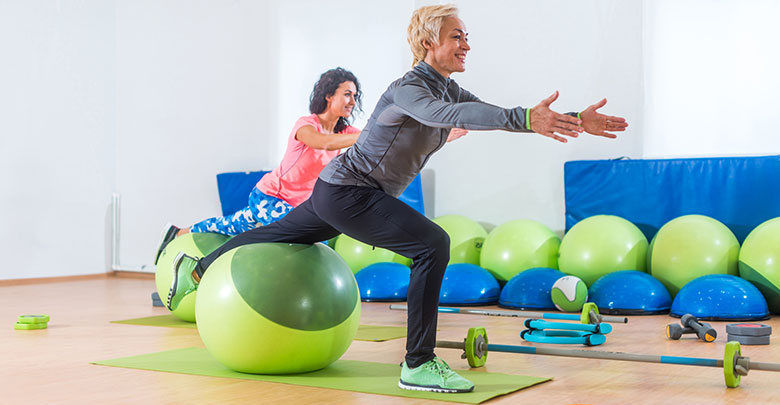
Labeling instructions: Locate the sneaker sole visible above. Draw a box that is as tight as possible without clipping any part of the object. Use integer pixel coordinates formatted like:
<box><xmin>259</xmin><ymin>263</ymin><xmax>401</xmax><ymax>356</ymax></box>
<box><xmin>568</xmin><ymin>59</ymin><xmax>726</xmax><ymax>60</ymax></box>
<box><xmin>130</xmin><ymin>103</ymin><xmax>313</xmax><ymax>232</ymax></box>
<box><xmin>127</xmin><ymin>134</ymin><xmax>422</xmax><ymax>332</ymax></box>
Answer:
<box><xmin>166</xmin><ymin>252</ymin><xmax>185</xmax><ymax>311</ymax></box>
<box><xmin>398</xmin><ymin>380</ymin><xmax>474</xmax><ymax>393</ymax></box>
<box><xmin>155</xmin><ymin>223</ymin><xmax>180</xmax><ymax>265</ymax></box>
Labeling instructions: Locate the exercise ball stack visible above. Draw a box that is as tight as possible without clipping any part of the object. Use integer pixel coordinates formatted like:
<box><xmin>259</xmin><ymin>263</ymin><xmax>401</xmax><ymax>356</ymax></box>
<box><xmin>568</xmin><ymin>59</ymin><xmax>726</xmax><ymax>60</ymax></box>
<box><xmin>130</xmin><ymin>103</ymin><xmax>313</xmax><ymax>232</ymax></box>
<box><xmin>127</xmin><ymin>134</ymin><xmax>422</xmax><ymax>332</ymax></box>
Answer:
<box><xmin>155</xmin><ymin>232</ymin><xmax>230</xmax><ymax>322</ymax></box>
<box><xmin>433</xmin><ymin>215</ymin><xmax>487</xmax><ymax>265</ymax></box>
<box><xmin>739</xmin><ymin>217</ymin><xmax>780</xmax><ymax>313</ymax></box>
<box><xmin>196</xmin><ymin>243</ymin><xmax>360</xmax><ymax>374</ymax></box>
<box><xmin>334</xmin><ymin>234</ymin><xmax>411</xmax><ymax>273</ymax></box>
<box><xmin>480</xmin><ymin>219</ymin><xmax>560</xmax><ymax>282</ymax></box>
<box><xmin>558</xmin><ymin>215</ymin><xmax>648</xmax><ymax>286</ymax></box>
<box><xmin>649</xmin><ymin>215</ymin><xmax>739</xmax><ymax>297</ymax></box>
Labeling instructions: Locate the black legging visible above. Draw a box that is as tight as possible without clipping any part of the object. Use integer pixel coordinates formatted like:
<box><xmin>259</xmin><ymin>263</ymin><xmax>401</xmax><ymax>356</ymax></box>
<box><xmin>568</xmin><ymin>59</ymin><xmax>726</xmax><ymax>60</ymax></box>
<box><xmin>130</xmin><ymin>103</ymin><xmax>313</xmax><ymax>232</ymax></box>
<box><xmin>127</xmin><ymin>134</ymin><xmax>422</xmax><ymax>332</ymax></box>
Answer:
<box><xmin>196</xmin><ymin>179</ymin><xmax>450</xmax><ymax>368</ymax></box>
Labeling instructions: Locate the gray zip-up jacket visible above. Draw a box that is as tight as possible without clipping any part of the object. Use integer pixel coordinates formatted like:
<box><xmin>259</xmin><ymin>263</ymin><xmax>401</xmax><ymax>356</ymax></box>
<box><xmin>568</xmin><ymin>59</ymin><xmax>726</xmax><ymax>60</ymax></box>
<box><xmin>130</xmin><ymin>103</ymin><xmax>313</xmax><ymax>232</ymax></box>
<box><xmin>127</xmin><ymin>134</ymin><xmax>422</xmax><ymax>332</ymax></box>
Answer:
<box><xmin>319</xmin><ymin>61</ymin><xmax>532</xmax><ymax>197</ymax></box>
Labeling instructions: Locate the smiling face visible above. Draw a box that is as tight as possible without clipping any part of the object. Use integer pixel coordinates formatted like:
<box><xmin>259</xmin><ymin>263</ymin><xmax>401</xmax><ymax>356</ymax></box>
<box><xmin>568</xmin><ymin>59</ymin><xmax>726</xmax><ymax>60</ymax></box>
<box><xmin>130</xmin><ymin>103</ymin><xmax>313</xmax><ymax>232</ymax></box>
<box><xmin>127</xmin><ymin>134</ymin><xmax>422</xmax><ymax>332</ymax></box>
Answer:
<box><xmin>325</xmin><ymin>81</ymin><xmax>357</xmax><ymax>118</ymax></box>
<box><xmin>423</xmin><ymin>16</ymin><xmax>470</xmax><ymax>77</ymax></box>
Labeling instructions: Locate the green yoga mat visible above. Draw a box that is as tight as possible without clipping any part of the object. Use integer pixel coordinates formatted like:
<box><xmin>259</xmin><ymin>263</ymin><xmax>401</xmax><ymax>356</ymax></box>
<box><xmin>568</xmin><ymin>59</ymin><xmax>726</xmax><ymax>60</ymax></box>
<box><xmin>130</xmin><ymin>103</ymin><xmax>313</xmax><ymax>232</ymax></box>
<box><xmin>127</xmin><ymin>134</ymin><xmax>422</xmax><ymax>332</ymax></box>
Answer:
<box><xmin>93</xmin><ymin>347</ymin><xmax>549</xmax><ymax>404</ymax></box>
<box><xmin>111</xmin><ymin>315</ymin><xmax>407</xmax><ymax>342</ymax></box>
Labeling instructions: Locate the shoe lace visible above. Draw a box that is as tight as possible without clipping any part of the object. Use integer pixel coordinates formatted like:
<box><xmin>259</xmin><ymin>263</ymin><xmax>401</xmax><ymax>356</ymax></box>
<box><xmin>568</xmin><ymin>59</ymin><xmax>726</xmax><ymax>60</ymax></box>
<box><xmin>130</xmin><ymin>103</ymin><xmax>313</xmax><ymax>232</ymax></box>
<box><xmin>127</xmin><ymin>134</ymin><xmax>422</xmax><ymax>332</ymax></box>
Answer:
<box><xmin>428</xmin><ymin>357</ymin><xmax>458</xmax><ymax>381</ymax></box>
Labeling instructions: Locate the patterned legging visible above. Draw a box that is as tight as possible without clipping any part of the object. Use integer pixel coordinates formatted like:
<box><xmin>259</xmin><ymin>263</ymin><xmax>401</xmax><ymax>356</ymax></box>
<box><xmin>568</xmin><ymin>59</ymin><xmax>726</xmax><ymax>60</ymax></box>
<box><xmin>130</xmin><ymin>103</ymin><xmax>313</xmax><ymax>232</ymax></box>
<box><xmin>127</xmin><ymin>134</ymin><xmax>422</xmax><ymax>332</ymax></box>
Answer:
<box><xmin>189</xmin><ymin>187</ymin><xmax>293</xmax><ymax>236</ymax></box>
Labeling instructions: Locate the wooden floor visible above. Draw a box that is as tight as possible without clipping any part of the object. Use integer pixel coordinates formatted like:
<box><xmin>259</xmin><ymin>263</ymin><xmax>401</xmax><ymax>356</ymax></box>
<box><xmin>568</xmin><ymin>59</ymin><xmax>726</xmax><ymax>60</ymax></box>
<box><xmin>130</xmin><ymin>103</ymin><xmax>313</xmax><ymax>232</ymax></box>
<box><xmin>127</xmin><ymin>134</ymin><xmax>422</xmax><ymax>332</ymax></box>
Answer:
<box><xmin>2</xmin><ymin>274</ymin><xmax>779</xmax><ymax>404</ymax></box>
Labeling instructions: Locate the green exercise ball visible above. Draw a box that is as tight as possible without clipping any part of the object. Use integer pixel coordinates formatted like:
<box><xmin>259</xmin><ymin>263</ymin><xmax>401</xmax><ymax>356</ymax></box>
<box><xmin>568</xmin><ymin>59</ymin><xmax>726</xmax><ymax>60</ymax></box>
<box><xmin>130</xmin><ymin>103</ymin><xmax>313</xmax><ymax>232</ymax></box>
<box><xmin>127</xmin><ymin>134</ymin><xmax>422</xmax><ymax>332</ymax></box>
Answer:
<box><xmin>739</xmin><ymin>217</ymin><xmax>780</xmax><ymax>313</ymax></box>
<box><xmin>196</xmin><ymin>243</ymin><xmax>360</xmax><ymax>374</ymax></box>
<box><xmin>432</xmin><ymin>215</ymin><xmax>487</xmax><ymax>265</ymax></box>
<box><xmin>480</xmin><ymin>219</ymin><xmax>560</xmax><ymax>282</ymax></box>
<box><xmin>155</xmin><ymin>232</ymin><xmax>229</xmax><ymax>322</ymax></box>
<box><xmin>334</xmin><ymin>234</ymin><xmax>411</xmax><ymax>273</ymax></box>
<box><xmin>650</xmin><ymin>215</ymin><xmax>739</xmax><ymax>297</ymax></box>
<box><xmin>558</xmin><ymin>215</ymin><xmax>648</xmax><ymax>287</ymax></box>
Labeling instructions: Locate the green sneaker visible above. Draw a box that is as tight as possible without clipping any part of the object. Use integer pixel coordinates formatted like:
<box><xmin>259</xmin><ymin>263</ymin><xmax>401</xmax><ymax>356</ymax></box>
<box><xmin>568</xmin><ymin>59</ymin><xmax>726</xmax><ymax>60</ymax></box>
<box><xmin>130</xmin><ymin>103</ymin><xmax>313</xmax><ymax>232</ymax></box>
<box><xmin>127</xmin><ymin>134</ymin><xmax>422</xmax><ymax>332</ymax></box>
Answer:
<box><xmin>399</xmin><ymin>357</ymin><xmax>474</xmax><ymax>393</ymax></box>
<box><xmin>166</xmin><ymin>252</ymin><xmax>200</xmax><ymax>311</ymax></box>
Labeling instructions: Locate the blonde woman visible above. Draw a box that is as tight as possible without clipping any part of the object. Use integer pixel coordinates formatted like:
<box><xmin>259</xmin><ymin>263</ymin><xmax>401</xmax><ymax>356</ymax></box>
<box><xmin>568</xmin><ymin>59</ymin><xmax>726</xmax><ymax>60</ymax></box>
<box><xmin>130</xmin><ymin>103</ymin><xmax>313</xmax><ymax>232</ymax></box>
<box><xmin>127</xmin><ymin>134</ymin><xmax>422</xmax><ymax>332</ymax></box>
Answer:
<box><xmin>168</xmin><ymin>4</ymin><xmax>627</xmax><ymax>393</ymax></box>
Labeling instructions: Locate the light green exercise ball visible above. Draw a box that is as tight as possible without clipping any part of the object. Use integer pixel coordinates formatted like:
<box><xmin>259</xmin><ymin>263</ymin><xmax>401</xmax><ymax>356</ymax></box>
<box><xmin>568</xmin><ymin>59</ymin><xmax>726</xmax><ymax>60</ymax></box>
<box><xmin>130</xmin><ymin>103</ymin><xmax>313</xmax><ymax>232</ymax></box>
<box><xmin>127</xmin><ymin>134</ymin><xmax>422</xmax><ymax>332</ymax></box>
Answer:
<box><xmin>432</xmin><ymin>215</ymin><xmax>488</xmax><ymax>265</ymax></box>
<box><xmin>334</xmin><ymin>234</ymin><xmax>411</xmax><ymax>273</ymax></box>
<box><xmin>739</xmin><ymin>217</ymin><xmax>780</xmax><ymax>313</ymax></box>
<box><xmin>196</xmin><ymin>243</ymin><xmax>360</xmax><ymax>374</ymax></box>
<box><xmin>649</xmin><ymin>214</ymin><xmax>739</xmax><ymax>297</ymax></box>
<box><xmin>558</xmin><ymin>215</ymin><xmax>648</xmax><ymax>287</ymax></box>
<box><xmin>480</xmin><ymin>219</ymin><xmax>561</xmax><ymax>282</ymax></box>
<box><xmin>155</xmin><ymin>232</ymin><xmax>229</xmax><ymax>322</ymax></box>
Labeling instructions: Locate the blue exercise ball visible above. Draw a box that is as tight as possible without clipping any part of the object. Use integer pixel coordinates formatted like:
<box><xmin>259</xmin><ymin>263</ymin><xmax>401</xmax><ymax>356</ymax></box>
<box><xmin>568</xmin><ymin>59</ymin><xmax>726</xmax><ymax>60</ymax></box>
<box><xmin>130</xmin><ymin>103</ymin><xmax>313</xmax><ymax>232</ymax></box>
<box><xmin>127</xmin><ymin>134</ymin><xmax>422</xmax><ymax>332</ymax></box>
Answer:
<box><xmin>499</xmin><ymin>267</ymin><xmax>565</xmax><ymax>310</ymax></box>
<box><xmin>670</xmin><ymin>274</ymin><xmax>769</xmax><ymax>320</ymax></box>
<box><xmin>355</xmin><ymin>262</ymin><xmax>410</xmax><ymax>302</ymax></box>
<box><xmin>589</xmin><ymin>270</ymin><xmax>671</xmax><ymax>315</ymax></box>
<box><xmin>439</xmin><ymin>263</ymin><xmax>500</xmax><ymax>306</ymax></box>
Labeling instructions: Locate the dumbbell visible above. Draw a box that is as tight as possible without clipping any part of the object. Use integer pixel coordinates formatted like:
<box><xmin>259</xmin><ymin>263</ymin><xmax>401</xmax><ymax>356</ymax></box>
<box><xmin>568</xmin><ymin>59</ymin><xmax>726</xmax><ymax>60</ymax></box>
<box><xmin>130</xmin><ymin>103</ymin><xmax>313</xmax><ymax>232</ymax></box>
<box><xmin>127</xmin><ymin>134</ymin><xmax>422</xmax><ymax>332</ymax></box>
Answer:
<box><xmin>666</xmin><ymin>314</ymin><xmax>717</xmax><ymax>342</ymax></box>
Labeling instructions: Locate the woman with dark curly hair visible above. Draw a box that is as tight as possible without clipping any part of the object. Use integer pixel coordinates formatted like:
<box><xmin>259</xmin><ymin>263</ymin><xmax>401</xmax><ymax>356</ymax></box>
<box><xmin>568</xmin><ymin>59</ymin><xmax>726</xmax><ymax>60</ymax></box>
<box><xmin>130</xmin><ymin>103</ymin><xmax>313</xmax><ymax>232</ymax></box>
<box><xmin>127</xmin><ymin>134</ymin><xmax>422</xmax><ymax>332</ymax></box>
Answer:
<box><xmin>154</xmin><ymin>68</ymin><xmax>364</xmax><ymax>263</ymax></box>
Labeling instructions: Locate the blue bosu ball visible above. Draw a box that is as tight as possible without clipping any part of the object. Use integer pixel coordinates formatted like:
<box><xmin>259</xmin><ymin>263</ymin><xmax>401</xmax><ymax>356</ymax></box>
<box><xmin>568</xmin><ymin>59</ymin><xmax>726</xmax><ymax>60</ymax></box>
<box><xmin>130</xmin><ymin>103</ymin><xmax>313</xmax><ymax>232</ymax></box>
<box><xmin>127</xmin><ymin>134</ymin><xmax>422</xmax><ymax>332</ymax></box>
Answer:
<box><xmin>671</xmin><ymin>274</ymin><xmax>770</xmax><ymax>321</ymax></box>
<box><xmin>499</xmin><ymin>267</ymin><xmax>565</xmax><ymax>310</ymax></box>
<box><xmin>589</xmin><ymin>270</ymin><xmax>671</xmax><ymax>315</ymax></box>
<box><xmin>439</xmin><ymin>263</ymin><xmax>500</xmax><ymax>306</ymax></box>
<box><xmin>355</xmin><ymin>262</ymin><xmax>410</xmax><ymax>302</ymax></box>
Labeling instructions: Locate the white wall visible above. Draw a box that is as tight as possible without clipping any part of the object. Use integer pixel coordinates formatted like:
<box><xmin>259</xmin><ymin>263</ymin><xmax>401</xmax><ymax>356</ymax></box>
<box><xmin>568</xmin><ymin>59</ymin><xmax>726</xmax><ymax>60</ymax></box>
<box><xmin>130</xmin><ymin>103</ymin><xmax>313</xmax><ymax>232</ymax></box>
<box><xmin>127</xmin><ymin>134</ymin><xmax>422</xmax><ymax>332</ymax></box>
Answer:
<box><xmin>422</xmin><ymin>0</ymin><xmax>644</xmax><ymax>233</ymax></box>
<box><xmin>0</xmin><ymin>1</ymin><xmax>116</xmax><ymax>279</ymax></box>
<box><xmin>4</xmin><ymin>1</ymin><xmax>777</xmax><ymax>279</ymax></box>
<box><xmin>115</xmin><ymin>0</ymin><xmax>277</xmax><ymax>268</ymax></box>
<box><xmin>643</xmin><ymin>0</ymin><xmax>780</xmax><ymax>157</ymax></box>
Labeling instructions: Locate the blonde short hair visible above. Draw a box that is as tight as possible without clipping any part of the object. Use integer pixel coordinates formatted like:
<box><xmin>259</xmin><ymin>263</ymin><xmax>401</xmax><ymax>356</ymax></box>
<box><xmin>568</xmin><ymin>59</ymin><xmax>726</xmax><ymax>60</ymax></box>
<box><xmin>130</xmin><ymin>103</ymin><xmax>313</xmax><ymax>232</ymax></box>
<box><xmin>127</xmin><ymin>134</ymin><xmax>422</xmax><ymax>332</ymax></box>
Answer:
<box><xmin>407</xmin><ymin>4</ymin><xmax>460</xmax><ymax>67</ymax></box>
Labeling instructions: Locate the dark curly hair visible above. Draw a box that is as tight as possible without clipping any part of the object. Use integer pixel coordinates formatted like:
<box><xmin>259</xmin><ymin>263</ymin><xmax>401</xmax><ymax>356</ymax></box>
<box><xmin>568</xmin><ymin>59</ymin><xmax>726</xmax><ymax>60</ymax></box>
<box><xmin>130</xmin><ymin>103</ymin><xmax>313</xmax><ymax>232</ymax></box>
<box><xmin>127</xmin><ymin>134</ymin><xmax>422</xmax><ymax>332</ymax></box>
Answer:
<box><xmin>309</xmin><ymin>67</ymin><xmax>362</xmax><ymax>134</ymax></box>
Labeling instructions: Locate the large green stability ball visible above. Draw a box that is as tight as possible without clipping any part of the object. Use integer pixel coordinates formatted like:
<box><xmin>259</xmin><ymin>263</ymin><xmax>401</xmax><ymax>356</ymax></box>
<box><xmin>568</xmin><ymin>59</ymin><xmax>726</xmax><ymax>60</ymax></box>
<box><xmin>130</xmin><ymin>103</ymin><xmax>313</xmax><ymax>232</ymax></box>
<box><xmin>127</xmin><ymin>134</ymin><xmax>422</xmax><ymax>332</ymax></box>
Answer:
<box><xmin>480</xmin><ymin>219</ymin><xmax>560</xmax><ymax>282</ymax></box>
<box><xmin>650</xmin><ymin>215</ymin><xmax>739</xmax><ymax>297</ymax></box>
<box><xmin>432</xmin><ymin>215</ymin><xmax>487</xmax><ymax>265</ymax></box>
<box><xmin>333</xmin><ymin>234</ymin><xmax>411</xmax><ymax>273</ymax></box>
<box><xmin>558</xmin><ymin>215</ymin><xmax>648</xmax><ymax>286</ymax></box>
<box><xmin>739</xmin><ymin>217</ymin><xmax>780</xmax><ymax>313</ymax></box>
<box><xmin>196</xmin><ymin>243</ymin><xmax>361</xmax><ymax>374</ymax></box>
<box><xmin>155</xmin><ymin>232</ymin><xmax>229</xmax><ymax>322</ymax></box>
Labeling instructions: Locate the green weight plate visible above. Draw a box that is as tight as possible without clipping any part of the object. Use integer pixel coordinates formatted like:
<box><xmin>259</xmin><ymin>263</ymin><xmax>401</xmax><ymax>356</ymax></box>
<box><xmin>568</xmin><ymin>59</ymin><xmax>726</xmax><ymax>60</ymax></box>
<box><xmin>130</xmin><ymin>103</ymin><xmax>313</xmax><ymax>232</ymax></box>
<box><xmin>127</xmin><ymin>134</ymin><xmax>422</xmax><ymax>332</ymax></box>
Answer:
<box><xmin>723</xmin><ymin>341</ymin><xmax>741</xmax><ymax>388</ymax></box>
<box><xmin>465</xmin><ymin>327</ymin><xmax>488</xmax><ymax>368</ymax></box>
<box><xmin>14</xmin><ymin>322</ymin><xmax>48</xmax><ymax>330</ymax></box>
<box><xmin>18</xmin><ymin>315</ymin><xmax>50</xmax><ymax>324</ymax></box>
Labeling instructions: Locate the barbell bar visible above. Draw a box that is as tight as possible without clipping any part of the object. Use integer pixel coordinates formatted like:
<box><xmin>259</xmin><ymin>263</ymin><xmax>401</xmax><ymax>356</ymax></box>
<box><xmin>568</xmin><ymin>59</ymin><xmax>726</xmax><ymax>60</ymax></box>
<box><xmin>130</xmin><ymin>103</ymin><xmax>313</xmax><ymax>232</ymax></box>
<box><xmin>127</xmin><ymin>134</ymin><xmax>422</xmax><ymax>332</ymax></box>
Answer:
<box><xmin>438</xmin><ymin>327</ymin><xmax>780</xmax><ymax>388</ymax></box>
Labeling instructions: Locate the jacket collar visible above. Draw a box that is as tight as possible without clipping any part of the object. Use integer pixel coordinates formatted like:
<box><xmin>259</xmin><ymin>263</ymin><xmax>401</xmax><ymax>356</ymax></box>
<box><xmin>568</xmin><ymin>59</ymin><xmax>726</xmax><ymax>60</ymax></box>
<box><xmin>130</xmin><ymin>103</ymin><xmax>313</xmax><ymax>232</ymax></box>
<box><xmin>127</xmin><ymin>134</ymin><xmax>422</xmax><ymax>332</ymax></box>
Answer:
<box><xmin>414</xmin><ymin>61</ymin><xmax>451</xmax><ymax>96</ymax></box>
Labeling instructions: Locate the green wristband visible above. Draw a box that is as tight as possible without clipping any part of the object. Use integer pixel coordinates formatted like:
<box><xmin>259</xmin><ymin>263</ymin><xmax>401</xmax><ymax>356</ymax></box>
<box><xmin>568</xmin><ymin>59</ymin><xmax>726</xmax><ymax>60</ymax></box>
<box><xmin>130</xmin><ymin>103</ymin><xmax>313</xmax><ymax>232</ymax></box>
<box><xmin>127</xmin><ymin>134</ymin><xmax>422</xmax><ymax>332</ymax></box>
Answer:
<box><xmin>526</xmin><ymin>108</ymin><xmax>532</xmax><ymax>131</ymax></box>
<box><xmin>577</xmin><ymin>112</ymin><xmax>582</xmax><ymax>126</ymax></box>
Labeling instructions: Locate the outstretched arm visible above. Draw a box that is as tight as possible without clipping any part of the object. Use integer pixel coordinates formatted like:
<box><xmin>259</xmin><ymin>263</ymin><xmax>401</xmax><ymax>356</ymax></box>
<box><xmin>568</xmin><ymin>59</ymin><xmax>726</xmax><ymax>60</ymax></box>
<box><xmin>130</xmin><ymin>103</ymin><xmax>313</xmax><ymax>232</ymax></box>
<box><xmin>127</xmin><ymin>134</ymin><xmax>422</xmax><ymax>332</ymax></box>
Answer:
<box><xmin>579</xmin><ymin>98</ymin><xmax>628</xmax><ymax>138</ymax></box>
<box><xmin>527</xmin><ymin>91</ymin><xmax>584</xmax><ymax>143</ymax></box>
<box><xmin>296</xmin><ymin>125</ymin><xmax>360</xmax><ymax>151</ymax></box>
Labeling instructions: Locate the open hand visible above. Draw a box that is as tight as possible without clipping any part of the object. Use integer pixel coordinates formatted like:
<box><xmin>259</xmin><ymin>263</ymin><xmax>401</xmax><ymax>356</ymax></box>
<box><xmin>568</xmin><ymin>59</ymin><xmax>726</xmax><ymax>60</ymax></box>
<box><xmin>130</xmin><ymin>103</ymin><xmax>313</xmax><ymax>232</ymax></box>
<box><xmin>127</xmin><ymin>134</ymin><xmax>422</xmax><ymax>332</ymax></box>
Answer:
<box><xmin>580</xmin><ymin>99</ymin><xmax>628</xmax><ymax>138</ymax></box>
<box><xmin>529</xmin><ymin>91</ymin><xmax>583</xmax><ymax>143</ymax></box>
<box><xmin>447</xmin><ymin>128</ymin><xmax>469</xmax><ymax>142</ymax></box>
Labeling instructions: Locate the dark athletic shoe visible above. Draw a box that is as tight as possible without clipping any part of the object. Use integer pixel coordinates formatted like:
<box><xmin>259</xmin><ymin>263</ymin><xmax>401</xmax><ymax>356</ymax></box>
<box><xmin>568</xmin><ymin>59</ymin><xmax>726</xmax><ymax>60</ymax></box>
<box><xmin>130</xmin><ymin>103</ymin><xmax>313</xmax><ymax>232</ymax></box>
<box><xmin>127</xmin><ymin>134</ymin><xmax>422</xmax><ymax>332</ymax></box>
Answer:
<box><xmin>154</xmin><ymin>223</ymin><xmax>181</xmax><ymax>265</ymax></box>
<box><xmin>166</xmin><ymin>252</ymin><xmax>200</xmax><ymax>311</ymax></box>
<box><xmin>398</xmin><ymin>357</ymin><xmax>474</xmax><ymax>393</ymax></box>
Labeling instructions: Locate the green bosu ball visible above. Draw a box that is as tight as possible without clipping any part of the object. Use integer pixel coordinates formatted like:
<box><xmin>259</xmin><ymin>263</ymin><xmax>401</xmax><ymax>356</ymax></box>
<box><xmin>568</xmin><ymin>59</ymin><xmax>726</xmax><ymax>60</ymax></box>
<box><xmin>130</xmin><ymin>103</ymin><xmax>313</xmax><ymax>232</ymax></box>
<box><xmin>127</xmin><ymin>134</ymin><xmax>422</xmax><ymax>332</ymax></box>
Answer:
<box><xmin>432</xmin><ymin>215</ymin><xmax>488</xmax><ymax>265</ymax></box>
<box><xmin>649</xmin><ymin>215</ymin><xmax>739</xmax><ymax>297</ymax></box>
<box><xmin>558</xmin><ymin>215</ymin><xmax>648</xmax><ymax>287</ymax></box>
<box><xmin>155</xmin><ymin>232</ymin><xmax>230</xmax><ymax>322</ymax></box>
<box><xmin>739</xmin><ymin>217</ymin><xmax>780</xmax><ymax>313</ymax></box>
<box><xmin>480</xmin><ymin>219</ymin><xmax>561</xmax><ymax>282</ymax></box>
<box><xmin>195</xmin><ymin>243</ymin><xmax>361</xmax><ymax>374</ymax></box>
<box><xmin>334</xmin><ymin>234</ymin><xmax>411</xmax><ymax>273</ymax></box>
